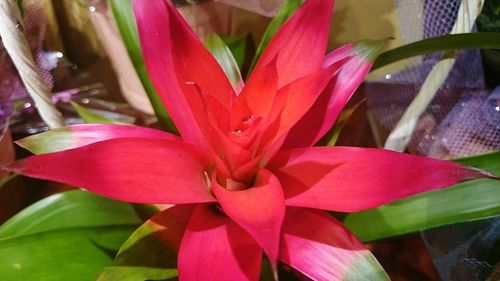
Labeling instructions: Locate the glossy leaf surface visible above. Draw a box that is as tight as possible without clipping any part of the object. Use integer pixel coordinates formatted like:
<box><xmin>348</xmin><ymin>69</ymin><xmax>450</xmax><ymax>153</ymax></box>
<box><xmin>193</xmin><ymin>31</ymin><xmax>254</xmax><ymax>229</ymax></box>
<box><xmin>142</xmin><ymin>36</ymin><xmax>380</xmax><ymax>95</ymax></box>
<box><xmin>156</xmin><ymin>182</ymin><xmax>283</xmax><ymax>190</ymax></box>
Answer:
<box><xmin>0</xmin><ymin>190</ymin><xmax>148</xmax><ymax>280</ymax></box>
<box><xmin>204</xmin><ymin>33</ymin><xmax>244</xmax><ymax>93</ymax></box>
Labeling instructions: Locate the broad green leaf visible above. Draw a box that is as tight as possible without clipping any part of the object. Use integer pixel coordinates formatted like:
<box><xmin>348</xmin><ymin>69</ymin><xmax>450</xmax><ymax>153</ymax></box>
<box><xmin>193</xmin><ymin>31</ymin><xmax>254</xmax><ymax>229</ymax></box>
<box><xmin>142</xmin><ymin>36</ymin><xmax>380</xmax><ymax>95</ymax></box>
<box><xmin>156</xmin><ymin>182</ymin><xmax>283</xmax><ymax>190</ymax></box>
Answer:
<box><xmin>343</xmin><ymin>151</ymin><xmax>500</xmax><ymax>242</ymax></box>
<box><xmin>248</xmin><ymin>0</ymin><xmax>304</xmax><ymax>76</ymax></box>
<box><xmin>0</xmin><ymin>227</ymin><xmax>133</xmax><ymax>281</ymax></box>
<box><xmin>0</xmin><ymin>190</ymin><xmax>145</xmax><ymax>238</ymax></box>
<box><xmin>71</xmin><ymin>102</ymin><xmax>127</xmax><ymax>125</ymax></box>
<box><xmin>98</xmin><ymin>206</ymin><xmax>191</xmax><ymax>280</ymax></box>
<box><xmin>204</xmin><ymin>34</ymin><xmax>244</xmax><ymax>93</ymax></box>
<box><xmin>221</xmin><ymin>34</ymin><xmax>254</xmax><ymax>72</ymax></box>
<box><xmin>97</xmin><ymin>266</ymin><xmax>177</xmax><ymax>281</ymax></box>
<box><xmin>109</xmin><ymin>0</ymin><xmax>177</xmax><ymax>132</ymax></box>
<box><xmin>371</xmin><ymin>32</ymin><xmax>500</xmax><ymax>70</ymax></box>
<box><xmin>0</xmin><ymin>190</ymin><xmax>150</xmax><ymax>280</ymax></box>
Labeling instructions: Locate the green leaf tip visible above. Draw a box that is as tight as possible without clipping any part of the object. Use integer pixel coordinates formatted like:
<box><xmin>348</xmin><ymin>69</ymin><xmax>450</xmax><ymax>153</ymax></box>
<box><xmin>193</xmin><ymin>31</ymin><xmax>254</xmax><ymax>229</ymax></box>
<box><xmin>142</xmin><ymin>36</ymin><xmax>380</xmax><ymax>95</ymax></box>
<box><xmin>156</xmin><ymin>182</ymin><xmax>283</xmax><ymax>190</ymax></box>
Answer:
<box><xmin>354</xmin><ymin>39</ymin><xmax>386</xmax><ymax>62</ymax></box>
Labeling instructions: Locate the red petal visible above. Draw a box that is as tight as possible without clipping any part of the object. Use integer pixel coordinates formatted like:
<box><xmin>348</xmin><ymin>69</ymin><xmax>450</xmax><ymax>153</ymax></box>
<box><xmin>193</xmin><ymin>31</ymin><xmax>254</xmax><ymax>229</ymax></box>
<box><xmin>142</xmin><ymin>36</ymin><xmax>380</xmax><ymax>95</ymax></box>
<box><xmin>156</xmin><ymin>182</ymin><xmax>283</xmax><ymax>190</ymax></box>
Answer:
<box><xmin>254</xmin><ymin>59</ymin><xmax>346</xmax><ymax>163</ymax></box>
<box><xmin>283</xmin><ymin>42</ymin><xmax>382</xmax><ymax>148</ymax></box>
<box><xmin>269</xmin><ymin>147</ymin><xmax>486</xmax><ymax>212</ymax></box>
<box><xmin>270</xmin><ymin>59</ymin><xmax>345</xmax><ymax>139</ymax></box>
<box><xmin>132</xmin><ymin>0</ymin><xmax>234</xmax><ymax>148</ymax></box>
<box><xmin>7</xmin><ymin>138</ymin><xmax>215</xmax><ymax>204</ymax></box>
<box><xmin>251</xmin><ymin>0</ymin><xmax>334</xmax><ymax>88</ymax></box>
<box><xmin>238</xmin><ymin>57</ymin><xmax>278</xmax><ymax>120</ymax></box>
<box><xmin>178</xmin><ymin>204</ymin><xmax>262</xmax><ymax>281</ymax></box>
<box><xmin>212</xmin><ymin>169</ymin><xmax>285</xmax><ymax>268</ymax></box>
<box><xmin>280</xmin><ymin>207</ymin><xmax>389</xmax><ymax>281</ymax></box>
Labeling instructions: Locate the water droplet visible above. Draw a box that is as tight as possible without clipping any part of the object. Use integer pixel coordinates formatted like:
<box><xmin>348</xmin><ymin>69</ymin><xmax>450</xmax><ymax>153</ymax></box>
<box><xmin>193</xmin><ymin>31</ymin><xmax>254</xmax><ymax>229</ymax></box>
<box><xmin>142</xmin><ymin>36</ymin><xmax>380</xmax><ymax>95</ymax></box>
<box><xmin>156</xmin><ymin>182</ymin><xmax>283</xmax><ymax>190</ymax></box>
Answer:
<box><xmin>23</xmin><ymin>102</ymin><xmax>32</xmax><ymax>109</ymax></box>
<box><xmin>231</xmin><ymin>129</ymin><xmax>242</xmax><ymax>135</ymax></box>
<box><xmin>385</xmin><ymin>74</ymin><xmax>392</xmax><ymax>79</ymax></box>
<box><xmin>15</xmin><ymin>20</ymin><xmax>24</xmax><ymax>32</ymax></box>
<box><xmin>56</xmin><ymin>52</ymin><xmax>64</xmax><ymax>58</ymax></box>
<box><xmin>431</xmin><ymin>135</ymin><xmax>438</xmax><ymax>140</ymax></box>
<box><xmin>88</xmin><ymin>6</ymin><xmax>96</xmax><ymax>12</ymax></box>
<box><xmin>461</xmin><ymin>102</ymin><xmax>466</xmax><ymax>107</ymax></box>
<box><xmin>424</xmin><ymin>134</ymin><xmax>431</xmax><ymax>140</ymax></box>
<box><xmin>495</xmin><ymin>106</ymin><xmax>500</xmax><ymax>112</ymax></box>
<box><xmin>442</xmin><ymin>138</ymin><xmax>448</xmax><ymax>143</ymax></box>
<box><xmin>81</xmin><ymin>98</ymin><xmax>90</xmax><ymax>104</ymax></box>
<box><xmin>242</xmin><ymin>115</ymin><xmax>255</xmax><ymax>125</ymax></box>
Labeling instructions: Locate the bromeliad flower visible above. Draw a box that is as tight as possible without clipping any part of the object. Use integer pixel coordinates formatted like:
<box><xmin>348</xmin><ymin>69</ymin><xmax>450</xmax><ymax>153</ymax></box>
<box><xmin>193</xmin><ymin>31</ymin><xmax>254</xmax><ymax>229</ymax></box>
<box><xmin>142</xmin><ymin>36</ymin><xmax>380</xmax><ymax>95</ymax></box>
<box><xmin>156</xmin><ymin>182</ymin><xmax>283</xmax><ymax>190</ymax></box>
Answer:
<box><xmin>5</xmin><ymin>0</ymin><xmax>491</xmax><ymax>280</ymax></box>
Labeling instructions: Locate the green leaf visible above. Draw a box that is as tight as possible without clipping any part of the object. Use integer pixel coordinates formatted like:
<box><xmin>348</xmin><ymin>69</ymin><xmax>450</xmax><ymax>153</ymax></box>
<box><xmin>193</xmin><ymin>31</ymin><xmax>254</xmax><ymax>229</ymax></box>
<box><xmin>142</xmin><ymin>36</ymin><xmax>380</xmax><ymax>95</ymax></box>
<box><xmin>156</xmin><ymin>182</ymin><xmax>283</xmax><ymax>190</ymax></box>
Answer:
<box><xmin>371</xmin><ymin>32</ymin><xmax>500</xmax><ymax>70</ymax></box>
<box><xmin>343</xmin><ymin>252</ymin><xmax>390</xmax><ymax>281</ymax></box>
<box><xmin>0</xmin><ymin>190</ymin><xmax>148</xmax><ymax>280</ymax></box>
<box><xmin>221</xmin><ymin>35</ymin><xmax>252</xmax><ymax>69</ymax></box>
<box><xmin>97</xmin><ymin>266</ymin><xmax>177</xmax><ymax>281</ymax></box>
<box><xmin>222</xmin><ymin>35</ymin><xmax>256</xmax><ymax>78</ymax></box>
<box><xmin>109</xmin><ymin>0</ymin><xmax>177</xmax><ymax>133</ymax></box>
<box><xmin>248</xmin><ymin>0</ymin><xmax>304</xmax><ymax>76</ymax></box>
<box><xmin>0</xmin><ymin>227</ymin><xmax>134</xmax><ymax>281</ymax></box>
<box><xmin>204</xmin><ymin>34</ymin><xmax>244</xmax><ymax>93</ymax></box>
<box><xmin>0</xmin><ymin>190</ymin><xmax>144</xmax><ymax>238</ymax></box>
<box><xmin>343</xmin><ymin>151</ymin><xmax>500</xmax><ymax>242</ymax></box>
<box><xmin>71</xmin><ymin>102</ymin><xmax>127</xmax><ymax>125</ymax></box>
<box><xmin>15</xmin><ymin>127</ymin><xmax>83</xmax><ymax>155</ymax></box>
<box><xmin>97</xmin><ymin>206</ymin><xmax>192</xmax><ymax>280</ymax></box>
<box><xmin>0</xmin><ymin>173</ymin><xmax>17</xmax><ymax>190</ymax></box>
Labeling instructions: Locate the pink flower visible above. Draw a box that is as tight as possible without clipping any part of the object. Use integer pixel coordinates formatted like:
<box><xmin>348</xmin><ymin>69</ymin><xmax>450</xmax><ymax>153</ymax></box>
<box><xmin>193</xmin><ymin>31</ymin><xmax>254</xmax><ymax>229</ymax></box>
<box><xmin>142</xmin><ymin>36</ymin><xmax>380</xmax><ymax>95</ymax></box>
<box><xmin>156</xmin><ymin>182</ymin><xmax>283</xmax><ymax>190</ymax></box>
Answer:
<box><xmin>6</xmin><ymin>0</ymin><xmax>487</xmax><ymax>280</ymax></box>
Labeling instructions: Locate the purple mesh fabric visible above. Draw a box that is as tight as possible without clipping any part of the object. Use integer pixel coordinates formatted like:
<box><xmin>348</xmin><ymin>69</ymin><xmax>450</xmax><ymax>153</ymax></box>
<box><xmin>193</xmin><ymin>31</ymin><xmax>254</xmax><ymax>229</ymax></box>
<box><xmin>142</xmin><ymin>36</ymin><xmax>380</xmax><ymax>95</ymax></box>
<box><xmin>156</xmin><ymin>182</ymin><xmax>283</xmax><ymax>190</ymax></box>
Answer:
<box><xmin>366</xmin><ymin>0</ymin><xmax>497</xmax><ymax>158</ymax></box>
<box><xmin>366</xmin><ymin>1</ymin><xmax>500</xmax><ymax>280</ymax></box>
<box><xmin>0</xmin><ymin>1</ymin><xmax>53</xmax><ymax>130</ymax></box>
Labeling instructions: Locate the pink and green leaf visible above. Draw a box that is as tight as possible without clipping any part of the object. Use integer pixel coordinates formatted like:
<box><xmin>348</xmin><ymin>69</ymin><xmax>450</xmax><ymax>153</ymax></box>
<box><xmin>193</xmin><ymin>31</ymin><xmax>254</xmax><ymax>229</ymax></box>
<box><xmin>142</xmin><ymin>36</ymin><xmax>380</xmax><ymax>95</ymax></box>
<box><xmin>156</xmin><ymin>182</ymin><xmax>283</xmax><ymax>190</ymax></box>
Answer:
<box><xmin>344</xmin><ymin>150</ymin><xmax>500</xmax><ymax>241</ymax></box>
<box><xmin>15</xmin><ymin>124</ymin><xmax>179</xmax><ymax>155</ymax></box>
<box><xmin>280</xmin><ymin>207</ymin><xmax>389</xmax><ymax>281</ymax></box>
<box><xmin>7</xmin><ymin>138</ymin><xmax>215</xmax><ymax>204</ymax></box>
<box><xmin>269</xmin><ymin>146</ymin><xmax>488</xmax><ymax>212</ymax></box>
